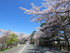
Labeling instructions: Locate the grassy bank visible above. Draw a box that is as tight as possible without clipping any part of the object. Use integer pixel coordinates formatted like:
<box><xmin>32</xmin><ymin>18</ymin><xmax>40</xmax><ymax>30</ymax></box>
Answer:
<box><xmin>0</xmin><ymin>48</ymin><xmax>11</xmax><ymax>52</ymax></box>
<box><xmin>0</xmin><ymin>46</ymin><xmax>17</xmax><ymax>52</ymax></box>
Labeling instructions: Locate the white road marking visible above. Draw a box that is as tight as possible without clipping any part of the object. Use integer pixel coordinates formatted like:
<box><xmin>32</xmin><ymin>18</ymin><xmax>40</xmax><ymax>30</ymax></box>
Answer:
<box><xmin>20</xmin><ymin>45</ymin><xmax>27</xmax><ymax>53</ymax></box>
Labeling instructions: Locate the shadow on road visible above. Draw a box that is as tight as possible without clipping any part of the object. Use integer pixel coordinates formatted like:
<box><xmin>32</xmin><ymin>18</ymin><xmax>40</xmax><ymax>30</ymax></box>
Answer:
<box><xmin>23</xmin><ymin>44</ymin><xmax>62</xmax><ymax>53</ymax></box>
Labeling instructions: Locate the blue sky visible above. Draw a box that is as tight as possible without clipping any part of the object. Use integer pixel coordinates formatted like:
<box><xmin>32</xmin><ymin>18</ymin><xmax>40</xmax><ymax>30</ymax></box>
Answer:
<box><xmin>0</xmin><ymin>0</ymin><xmax>43</xmax><ymax>34</ymax></box>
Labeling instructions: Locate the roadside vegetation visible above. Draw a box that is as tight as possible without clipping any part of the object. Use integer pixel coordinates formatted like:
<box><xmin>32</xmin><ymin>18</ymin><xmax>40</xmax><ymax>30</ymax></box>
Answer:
<box><xmin>0</xmin><ymin>31</ymin><xmax>18</xmax><ymax>51</ymax></box>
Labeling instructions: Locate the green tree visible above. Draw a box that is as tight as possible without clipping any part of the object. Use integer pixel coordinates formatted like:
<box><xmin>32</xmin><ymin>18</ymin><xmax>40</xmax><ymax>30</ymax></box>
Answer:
<box><xmin>40</xmin><ymin>23</ymin><xmax>46</xmax><ymax>27</ymax></box>
<box><xmin>6</xmin><ymin>33</ymin><xmax>18</xmax><ymax>47</ymax></box>
<box><xmin>30</xmin><ymin>31</ymin><xmax>36</xmax><ymax>44</ymax></box>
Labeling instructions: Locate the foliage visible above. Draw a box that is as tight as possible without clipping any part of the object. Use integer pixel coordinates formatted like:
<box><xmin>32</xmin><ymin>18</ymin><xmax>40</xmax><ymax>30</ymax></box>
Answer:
<box><xmin>31</xmin><ymin>31</ymin><xmax>36</xmax><ymax>36</ymax></box>
<box><xmin>20</xmin><ymin>0</ymin><xmax>70</xmax><ymax>50</ymax></box>
<box><xmin>6</xmin><ymin>33</ymin><xmax>18</xmax><ymax>45</ymax></box>
<box><xmin>40</xmin><ymin>23</ymin><xmax>46</xmax><ymax>27</ymax></box>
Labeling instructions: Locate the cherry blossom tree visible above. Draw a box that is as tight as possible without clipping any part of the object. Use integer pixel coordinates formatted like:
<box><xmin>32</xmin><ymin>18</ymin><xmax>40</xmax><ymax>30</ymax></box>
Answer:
<box><xmin>20</xmin><ymin>0</ymin><xmax>70</xmax><ymax>49</ymax></box>
<box><xmin>20</xmin><ymin>0</ymin><xmax>70</xmax><ymax>38</ymax></box>
<box><xmin>20</xmin><ymin>0</ymin><xmax>70</xmax><ymax>24</ymax></box>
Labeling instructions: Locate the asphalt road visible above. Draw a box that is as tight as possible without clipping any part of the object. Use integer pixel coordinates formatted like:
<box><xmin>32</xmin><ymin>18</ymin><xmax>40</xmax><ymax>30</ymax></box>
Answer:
<box><xmin>1</xmin><ymin>44</ymin><xmax>62</xmax><ymax>53</ymax></box>
<box><xmin>21</xmin><ymin>44</ymin><xmax>62</xmax><ymax>53</ymax></box>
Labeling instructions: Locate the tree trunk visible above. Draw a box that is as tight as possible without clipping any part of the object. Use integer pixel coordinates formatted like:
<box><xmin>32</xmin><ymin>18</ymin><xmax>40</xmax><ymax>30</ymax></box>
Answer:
<box><xmin>67</xmin><ymin>39</ymin><xmax>69</xmax><ymax>51</ymax></box>
<box><xmin>1</xmin><ymin>44</ymin><xmax>3</xmax><ymax>50</ymax></box>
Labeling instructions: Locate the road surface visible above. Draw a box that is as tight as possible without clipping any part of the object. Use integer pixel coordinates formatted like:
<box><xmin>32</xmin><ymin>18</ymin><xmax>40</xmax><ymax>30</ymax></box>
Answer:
<box><xmin>1</xmin><ymin>44</ymin><xmax>62</xmax><ymax>53</ymax></box>
<box><xmin>22</xmin><ymin>44</ymin><xmax>62</xmax><ymax>53</ymax></box>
